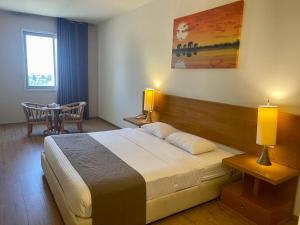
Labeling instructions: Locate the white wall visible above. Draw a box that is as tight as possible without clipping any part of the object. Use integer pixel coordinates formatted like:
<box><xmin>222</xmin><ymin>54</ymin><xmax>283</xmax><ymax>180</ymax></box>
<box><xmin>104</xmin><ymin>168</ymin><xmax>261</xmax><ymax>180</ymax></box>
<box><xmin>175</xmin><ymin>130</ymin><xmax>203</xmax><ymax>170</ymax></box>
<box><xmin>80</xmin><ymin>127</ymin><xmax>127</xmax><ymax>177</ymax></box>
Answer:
<box><xmin>97</xmin><ymin>0</ymin><xmax>300</xmax><ymax>215</ymax></box>
<box><xmin>88</xmin><ymin>24</ymin><xmax>99</xmax><ymax>117</ymax></box>
<box><xmin>0</xmin><ymin>11</ymin><xmax>57</xmax><ymax>124</ymax></box>
<box><xmin>0</xmin><ymin>10</ymin><xmax>98</xmax><ymax>124</ymax></box>
<box><xmin>98</xmin><ymin>0</ymin><xmax>300</xmax><ymax>127</ymax></box>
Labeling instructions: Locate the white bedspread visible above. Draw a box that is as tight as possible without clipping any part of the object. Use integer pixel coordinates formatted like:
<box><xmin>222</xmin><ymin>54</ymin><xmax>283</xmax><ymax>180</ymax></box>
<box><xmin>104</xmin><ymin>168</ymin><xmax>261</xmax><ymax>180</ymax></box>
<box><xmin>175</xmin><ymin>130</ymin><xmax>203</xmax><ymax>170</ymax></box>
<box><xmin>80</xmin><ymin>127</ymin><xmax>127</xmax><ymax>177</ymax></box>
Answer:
<box><xmin>44</xmin><ymin>128</ymin><xmax>237</xmax><ymax>218</ymax></box>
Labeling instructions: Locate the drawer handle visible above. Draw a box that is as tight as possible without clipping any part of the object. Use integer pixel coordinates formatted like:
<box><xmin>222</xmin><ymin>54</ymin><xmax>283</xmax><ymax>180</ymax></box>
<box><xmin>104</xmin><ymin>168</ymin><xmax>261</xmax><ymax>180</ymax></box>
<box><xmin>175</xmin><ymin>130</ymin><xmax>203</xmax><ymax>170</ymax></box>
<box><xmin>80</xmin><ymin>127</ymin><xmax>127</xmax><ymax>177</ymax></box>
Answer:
<box><xmin>240</xmin><ymin>204</ymin><xmax>244</xmax><ymax>209</ymax></box>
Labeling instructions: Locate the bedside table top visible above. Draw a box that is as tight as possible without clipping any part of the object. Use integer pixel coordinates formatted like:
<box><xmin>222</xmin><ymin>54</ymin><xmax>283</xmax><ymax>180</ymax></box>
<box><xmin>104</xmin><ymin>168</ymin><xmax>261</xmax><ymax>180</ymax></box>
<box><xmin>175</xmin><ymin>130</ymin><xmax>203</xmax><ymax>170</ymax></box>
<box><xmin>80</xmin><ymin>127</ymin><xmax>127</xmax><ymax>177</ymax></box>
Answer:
<box><xmin>223</xmin><ymin>154</ymin><xmax>299</xmax><ymax>185</ymax></box>
<box><xmin>123</xmin><ymin>117</ymin><xmax>150</xmax><ymax>127</ymax></box>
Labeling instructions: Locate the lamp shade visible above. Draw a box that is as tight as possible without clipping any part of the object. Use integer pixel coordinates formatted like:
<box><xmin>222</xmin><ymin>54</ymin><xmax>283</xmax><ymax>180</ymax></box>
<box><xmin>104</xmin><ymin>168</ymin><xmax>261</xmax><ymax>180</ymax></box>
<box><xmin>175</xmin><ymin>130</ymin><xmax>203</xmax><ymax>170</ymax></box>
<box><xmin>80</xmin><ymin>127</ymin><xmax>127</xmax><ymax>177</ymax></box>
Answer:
<box><xmin>256</xmin><ymin>105</ymin><xmax>278</xmax><ymax>146</ymax></box>
<box><xmin>144</xmin><ymin>88</ymin><xmax>155</xmax><ymax>112</ymax></box>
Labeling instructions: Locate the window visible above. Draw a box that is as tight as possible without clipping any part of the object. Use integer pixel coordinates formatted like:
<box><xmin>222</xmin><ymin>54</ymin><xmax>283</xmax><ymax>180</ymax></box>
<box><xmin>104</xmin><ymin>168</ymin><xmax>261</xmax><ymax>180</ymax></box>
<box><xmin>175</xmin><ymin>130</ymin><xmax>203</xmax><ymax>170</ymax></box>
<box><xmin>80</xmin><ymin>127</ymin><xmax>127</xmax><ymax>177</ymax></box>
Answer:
<box><xmin>23</xmin><ymin>31</ymin><xmax>57</xmax><ymax>90</ymax></box>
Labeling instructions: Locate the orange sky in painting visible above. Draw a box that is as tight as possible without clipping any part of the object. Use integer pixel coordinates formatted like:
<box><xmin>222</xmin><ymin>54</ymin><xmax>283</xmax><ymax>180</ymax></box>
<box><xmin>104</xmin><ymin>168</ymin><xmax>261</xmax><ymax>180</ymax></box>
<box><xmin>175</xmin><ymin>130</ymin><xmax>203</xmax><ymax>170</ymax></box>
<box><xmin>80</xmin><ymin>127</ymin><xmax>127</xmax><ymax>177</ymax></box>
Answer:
<box><xmin>172</xmin><ymin>1</ymin><xmax>244</xmax><ymax>48</ymax></box>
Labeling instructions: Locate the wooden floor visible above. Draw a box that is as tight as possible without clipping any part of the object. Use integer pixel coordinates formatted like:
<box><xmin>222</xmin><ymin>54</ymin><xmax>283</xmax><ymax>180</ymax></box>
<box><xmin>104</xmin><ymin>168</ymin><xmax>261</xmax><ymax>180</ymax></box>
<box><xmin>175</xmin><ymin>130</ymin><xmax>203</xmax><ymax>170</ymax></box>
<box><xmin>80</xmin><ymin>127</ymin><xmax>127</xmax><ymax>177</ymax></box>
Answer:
<box><xmin>0</xmin><ymin>118</ymin><xmax>298</xmax><ymax>225</ymax></box>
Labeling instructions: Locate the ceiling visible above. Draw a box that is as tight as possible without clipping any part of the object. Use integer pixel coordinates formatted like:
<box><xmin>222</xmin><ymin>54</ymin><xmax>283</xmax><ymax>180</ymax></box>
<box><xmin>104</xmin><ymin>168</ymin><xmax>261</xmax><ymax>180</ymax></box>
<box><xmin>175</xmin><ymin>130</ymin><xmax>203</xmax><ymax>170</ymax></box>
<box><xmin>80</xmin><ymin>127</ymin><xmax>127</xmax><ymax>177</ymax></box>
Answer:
<box><xmin>0</xmin><ymin>0</ymin><xmax>154</xmax><ymax>23</ymax></box>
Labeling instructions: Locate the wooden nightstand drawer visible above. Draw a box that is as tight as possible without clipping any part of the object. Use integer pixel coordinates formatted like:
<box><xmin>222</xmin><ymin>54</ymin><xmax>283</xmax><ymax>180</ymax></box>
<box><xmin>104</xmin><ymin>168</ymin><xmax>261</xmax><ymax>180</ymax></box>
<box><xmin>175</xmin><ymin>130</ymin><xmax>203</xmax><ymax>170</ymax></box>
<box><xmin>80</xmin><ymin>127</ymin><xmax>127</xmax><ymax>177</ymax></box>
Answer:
<box><xmin>221</xmin><ymin>181</ymin><xmax>243</xmax><ymax>210</ymax></box>
<box><xmin>221</xmin><ymin>154</ymin><xmax>299</xmax><ymax>225</ymax></box>
<box><xmin>221</xmin><ymin>181</ymin><xmax>270</xmax><ymax>225</ymax></box>
<box><xmin>221</xmin><ymin>178</ymin><xmax>296</xmax><ymax>225</ymax></box>
<box><xmin>238</xmin><ymin>197</ymin><xmax>271</xmax><ymax>225</ymax></box>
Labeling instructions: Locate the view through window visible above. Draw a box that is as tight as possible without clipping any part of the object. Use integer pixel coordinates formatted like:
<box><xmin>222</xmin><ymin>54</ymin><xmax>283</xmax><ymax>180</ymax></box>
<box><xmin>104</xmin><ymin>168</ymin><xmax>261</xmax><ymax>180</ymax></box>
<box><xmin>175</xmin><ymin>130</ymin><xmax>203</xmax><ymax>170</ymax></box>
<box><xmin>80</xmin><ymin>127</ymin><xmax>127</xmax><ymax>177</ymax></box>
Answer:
<box><xmin>23</xmin><ymin>31</ymin><xmax>57</xmax><ymax>89</ymax></box>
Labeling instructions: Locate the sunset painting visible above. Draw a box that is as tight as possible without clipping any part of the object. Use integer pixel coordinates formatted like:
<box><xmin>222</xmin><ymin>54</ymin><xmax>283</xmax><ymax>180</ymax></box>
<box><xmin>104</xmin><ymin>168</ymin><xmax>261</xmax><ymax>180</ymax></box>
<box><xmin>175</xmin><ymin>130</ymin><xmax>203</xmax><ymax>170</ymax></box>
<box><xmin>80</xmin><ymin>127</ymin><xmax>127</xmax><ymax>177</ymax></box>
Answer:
<box><xmin>171</xmin><ymin>1</ymin><xmax>244</xmax><ymax>69</ymax></box>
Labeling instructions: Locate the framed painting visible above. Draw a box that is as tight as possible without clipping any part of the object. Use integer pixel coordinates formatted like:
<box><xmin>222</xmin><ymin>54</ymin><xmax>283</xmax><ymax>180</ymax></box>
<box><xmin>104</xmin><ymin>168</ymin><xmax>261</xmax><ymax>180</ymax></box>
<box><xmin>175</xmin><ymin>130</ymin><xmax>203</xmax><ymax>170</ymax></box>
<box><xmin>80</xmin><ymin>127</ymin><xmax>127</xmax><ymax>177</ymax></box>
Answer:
<box><xmin>171</xmin><ymin>0</ymin><xmax>244</xmax><ymax>69</ymax></box>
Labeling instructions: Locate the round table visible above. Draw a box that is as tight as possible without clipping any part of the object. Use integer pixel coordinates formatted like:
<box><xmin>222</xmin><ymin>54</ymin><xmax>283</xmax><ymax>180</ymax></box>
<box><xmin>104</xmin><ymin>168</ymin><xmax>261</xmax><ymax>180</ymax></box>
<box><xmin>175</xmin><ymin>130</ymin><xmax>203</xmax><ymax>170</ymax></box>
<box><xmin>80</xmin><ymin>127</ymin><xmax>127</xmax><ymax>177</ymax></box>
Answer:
<box><xmin>42</xmin><ymin>106</ymin><xmax>63</xmax><ymax>134</ymax></box>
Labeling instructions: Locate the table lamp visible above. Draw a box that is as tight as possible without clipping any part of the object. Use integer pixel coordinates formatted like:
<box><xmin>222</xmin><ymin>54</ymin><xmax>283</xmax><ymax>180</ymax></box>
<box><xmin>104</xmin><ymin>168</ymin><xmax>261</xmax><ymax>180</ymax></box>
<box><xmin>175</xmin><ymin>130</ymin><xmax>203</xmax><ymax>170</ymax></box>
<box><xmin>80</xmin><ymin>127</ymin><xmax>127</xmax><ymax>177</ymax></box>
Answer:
<box><xmin>144</xmin><ymin>88</ymin><xmax>155</xmax><ymax>123</ymax></box>
<box><xmin>256</xmin><ymin>102</ymin><xmax>278</xmax><ymax>166</ymax></box>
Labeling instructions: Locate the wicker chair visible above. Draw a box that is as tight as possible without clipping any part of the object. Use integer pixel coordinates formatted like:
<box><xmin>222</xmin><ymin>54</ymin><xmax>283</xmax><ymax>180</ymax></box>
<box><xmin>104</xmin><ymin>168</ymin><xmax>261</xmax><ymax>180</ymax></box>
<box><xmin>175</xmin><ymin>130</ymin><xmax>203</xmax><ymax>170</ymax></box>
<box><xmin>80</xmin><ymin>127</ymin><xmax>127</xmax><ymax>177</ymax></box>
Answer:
<box><xmin>21</xmin><ymin>102</ymin><xmax>51</xmax><ymax>136</ymax></box>
<box><xmin>59</xmin><ymin>102</ymin><xmax>87</xmax><ymax>133</ymax></box>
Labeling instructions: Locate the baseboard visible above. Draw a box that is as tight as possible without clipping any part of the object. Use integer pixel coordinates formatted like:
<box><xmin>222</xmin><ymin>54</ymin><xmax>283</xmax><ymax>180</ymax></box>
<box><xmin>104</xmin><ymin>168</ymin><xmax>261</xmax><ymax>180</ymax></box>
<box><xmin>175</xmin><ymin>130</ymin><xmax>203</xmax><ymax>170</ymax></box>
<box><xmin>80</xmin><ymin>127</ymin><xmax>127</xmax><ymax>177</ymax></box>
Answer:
<box><xmin>95</xmin><ymin>117</ymin><xmax>121</xmax><ymax>129</ymax></box>
<box><xmin>0</xmin><ymin>121</ymin><xmax>27</xmax><ymax>126</ymax></box>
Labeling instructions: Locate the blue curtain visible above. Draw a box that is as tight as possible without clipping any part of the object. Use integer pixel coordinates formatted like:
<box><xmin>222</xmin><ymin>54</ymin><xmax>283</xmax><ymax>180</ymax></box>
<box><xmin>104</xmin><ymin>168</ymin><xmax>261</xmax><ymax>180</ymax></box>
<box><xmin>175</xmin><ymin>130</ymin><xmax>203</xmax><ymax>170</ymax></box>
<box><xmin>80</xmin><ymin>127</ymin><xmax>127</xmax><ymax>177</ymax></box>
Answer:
<box><xmin>57</xmin><ymin>18</ymin><xmax>89</xmax><ymax>119</ymax></box>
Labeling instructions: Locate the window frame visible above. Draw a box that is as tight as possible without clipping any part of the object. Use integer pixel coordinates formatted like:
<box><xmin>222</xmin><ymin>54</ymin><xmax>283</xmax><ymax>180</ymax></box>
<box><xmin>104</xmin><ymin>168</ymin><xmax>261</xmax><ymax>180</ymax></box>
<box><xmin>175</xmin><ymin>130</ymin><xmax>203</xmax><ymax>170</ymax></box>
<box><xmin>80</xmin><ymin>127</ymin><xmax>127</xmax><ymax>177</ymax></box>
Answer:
<box><xmin>22</xmin><ymin>30</ymin><xmax>58</xmax><ymax>91</ymax></box>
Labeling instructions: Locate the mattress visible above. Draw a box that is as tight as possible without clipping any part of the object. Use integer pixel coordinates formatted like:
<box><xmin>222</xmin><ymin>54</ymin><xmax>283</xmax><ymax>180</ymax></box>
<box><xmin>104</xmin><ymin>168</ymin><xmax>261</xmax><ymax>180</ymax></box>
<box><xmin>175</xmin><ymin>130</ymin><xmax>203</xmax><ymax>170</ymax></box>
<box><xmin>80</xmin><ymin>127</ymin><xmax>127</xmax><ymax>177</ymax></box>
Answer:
<box><xmin>44</xmin><ymin>128</ymin><xmax>239</xmax><ymax>219</ymax></box>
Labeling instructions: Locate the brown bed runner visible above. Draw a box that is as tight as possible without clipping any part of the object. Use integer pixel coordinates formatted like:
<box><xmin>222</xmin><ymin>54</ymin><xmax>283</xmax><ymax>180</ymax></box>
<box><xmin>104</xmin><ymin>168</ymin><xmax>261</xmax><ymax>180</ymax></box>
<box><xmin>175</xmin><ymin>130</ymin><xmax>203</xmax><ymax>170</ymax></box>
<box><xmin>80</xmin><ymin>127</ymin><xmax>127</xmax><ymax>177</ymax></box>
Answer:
<box><xmin>52</xmin><ymin>134</ymin><xmax>146</xmax><ymax>225</ymax></box>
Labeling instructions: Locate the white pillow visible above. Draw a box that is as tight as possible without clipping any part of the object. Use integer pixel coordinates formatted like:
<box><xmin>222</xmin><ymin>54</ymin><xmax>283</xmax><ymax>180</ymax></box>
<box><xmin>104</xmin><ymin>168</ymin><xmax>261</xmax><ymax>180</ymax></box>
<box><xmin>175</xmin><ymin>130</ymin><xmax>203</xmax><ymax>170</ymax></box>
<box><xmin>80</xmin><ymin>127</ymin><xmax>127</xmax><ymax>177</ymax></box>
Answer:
<box><xmin>166</xmin><ymin>132</ymin><xmax>217</xmax><ymax>155</ymax></box>
<box><xmin>141</xmin><ymin>122</ymin><xmax>178</xmax><ymax>139</ymax></box>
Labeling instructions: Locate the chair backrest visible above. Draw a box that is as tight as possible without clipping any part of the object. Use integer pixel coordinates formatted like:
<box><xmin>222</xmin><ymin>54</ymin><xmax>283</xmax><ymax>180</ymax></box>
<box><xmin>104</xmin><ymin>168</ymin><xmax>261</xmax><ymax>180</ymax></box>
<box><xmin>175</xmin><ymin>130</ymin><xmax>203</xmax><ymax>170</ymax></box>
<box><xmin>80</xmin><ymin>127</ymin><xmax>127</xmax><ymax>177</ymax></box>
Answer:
<box><xmin>62</xmin><ymin>102</ymin><xmax>87</xmax><ymax>120</ymax></box>
<box><xmin>21</xmin><ymin>102</ymin><xmax>47</xmax><ymax>121</ymax></box>
<box><xmin>76</xmin><ymin>102</ymin><xmax>87</xmax><ymax>119</ymax></box>
<box><xmin>79</xmin><ymin>102</ymin><xmax>87</xmax><ymax>119</ymax></box>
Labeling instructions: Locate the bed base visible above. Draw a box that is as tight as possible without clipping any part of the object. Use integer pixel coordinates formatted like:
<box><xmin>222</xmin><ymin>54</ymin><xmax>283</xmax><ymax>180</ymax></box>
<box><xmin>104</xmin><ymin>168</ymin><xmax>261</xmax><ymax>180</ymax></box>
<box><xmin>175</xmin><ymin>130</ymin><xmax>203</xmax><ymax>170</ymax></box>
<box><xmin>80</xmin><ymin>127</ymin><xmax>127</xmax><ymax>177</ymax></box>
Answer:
<box><xmin>42</xmin><ymin>152</ymin><xmax>233</xmax><ymax>225</ymax></box>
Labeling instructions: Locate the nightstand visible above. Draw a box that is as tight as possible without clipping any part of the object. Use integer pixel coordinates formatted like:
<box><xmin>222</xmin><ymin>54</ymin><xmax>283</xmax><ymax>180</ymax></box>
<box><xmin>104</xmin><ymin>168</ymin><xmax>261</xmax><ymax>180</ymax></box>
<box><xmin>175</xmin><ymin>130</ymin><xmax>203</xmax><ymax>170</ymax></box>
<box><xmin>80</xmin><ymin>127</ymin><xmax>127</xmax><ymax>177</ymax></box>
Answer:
<box><xmin>221</xmin><ymin>154</ymin><xmax>299</xmax><ymax>225</ymax></box>
<box><xmin>123</xmin><ymin>116</ymin><xmax>150</xmax><ymax>128</ymax></box>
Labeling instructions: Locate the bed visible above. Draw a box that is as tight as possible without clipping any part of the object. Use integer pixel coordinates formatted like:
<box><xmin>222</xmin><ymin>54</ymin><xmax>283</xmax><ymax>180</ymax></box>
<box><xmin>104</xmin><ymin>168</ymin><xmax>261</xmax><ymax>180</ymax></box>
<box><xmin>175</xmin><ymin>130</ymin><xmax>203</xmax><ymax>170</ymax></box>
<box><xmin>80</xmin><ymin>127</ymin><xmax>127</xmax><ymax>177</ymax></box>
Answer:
<box><xmin>42</xmin><ymin>127</ymin><xmax>241</xmax><ymax>225</ymax></box>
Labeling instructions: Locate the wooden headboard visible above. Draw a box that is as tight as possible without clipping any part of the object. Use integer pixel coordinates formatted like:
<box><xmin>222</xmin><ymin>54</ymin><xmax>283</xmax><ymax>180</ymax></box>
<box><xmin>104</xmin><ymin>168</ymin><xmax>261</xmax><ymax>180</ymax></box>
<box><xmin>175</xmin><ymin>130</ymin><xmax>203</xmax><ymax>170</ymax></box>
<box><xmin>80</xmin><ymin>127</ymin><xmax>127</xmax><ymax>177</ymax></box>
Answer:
<box><xmin>150</xmin><ymin>92</ymin><xmax>300</xmax><ymax>170</ymax></box>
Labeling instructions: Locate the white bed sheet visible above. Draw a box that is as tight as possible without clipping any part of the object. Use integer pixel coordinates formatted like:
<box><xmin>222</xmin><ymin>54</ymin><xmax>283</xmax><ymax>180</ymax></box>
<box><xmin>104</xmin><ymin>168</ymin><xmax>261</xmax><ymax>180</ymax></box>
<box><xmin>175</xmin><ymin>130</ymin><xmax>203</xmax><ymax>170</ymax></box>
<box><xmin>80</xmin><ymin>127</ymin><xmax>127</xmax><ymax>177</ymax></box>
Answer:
<box><xmin>44</xmin><ymin>128</ymin><xmax>239</xmax><ymax>219</ymax></box>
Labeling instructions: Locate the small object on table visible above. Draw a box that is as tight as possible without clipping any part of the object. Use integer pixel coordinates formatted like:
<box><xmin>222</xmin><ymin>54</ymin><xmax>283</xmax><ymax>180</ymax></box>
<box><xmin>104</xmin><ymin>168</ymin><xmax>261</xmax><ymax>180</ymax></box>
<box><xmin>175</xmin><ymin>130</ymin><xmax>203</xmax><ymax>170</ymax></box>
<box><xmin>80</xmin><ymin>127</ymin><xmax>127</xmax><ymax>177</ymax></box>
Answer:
<box><xmin>123</xmin><ymin>116</ymin><xmax>150</xmax><ymax>128</ymax></box>
<box><xmin>220</xmin><ymin>154</ymin><xmax>299</xmax><ymax>225</ymax></box>
<box><xmin>47</xmin><ymin>102</ymin><xmax>60</xmax><ymax>108</ymax></box>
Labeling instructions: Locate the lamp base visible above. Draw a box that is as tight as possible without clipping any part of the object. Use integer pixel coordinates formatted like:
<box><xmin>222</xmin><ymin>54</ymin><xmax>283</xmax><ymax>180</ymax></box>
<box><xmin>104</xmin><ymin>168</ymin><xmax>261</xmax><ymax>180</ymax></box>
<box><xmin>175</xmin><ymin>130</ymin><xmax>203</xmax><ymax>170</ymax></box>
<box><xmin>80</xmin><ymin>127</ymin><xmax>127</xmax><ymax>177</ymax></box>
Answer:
<box><xmin>145</xmin><ymin>111</ymin><xmax>152</xmax><ymax>123</ymax></box>
<box><xmin>257</xmin><ymin>146</ymin><xmax>272</xmax><ymax>166</ymax></box>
